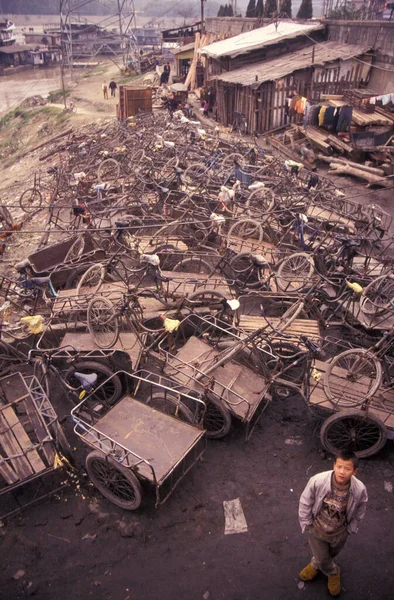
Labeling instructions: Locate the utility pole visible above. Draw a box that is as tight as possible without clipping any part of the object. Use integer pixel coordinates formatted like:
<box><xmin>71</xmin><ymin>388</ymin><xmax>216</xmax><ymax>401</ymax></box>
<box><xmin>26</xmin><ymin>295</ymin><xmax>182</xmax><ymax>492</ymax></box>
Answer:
<box><xmin>201</xmin><ymin>0</ymin><xmax>206</xmax><ymax>35</ymax></box>
<box><xmin>59</xmin><ymin>0</ymin><xmax>72</xmax><ymax>108</ymax></box>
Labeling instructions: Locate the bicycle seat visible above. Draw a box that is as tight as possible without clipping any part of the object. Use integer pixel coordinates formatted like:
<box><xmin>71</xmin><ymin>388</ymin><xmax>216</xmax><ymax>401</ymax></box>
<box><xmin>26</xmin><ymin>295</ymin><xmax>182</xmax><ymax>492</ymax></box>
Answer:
<box><xmin>157</xmin><ymin>185</ymin><xmax>170</xmax><ymax>194</ymax></box>
<box><xmin>30</xmin><ymin>276</ymin><xmax>51</xmax><ymax>285</ymax></box>
<box><xmin>175</xmin><ymin>167</ymin><xmax>183</xmax><ymax>175</ymax></box>
<box><xmin>73</xmin><ymin>372</ymin><xmax>97</xmax><ymax>390</ymax></box>
<box><xmin>336</xmin><ymin>236</ymin><xmax>360</xmax><ymax>247</ymax></box>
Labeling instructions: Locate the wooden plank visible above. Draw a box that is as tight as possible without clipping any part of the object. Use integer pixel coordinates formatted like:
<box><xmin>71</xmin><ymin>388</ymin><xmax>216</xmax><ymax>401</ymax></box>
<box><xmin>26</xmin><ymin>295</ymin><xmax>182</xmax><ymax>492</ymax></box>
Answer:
<box><xmin>0</xmin><ymin>409</ymin><xmax>35</xmax><ymax>480</ymax></box>
<box><xmin>2</xmin><ymin>407</ymin><xmax>46</xmax><ymax>474</ymax></box>
<box><xmin>0</xmin><ymin>456</ymin><xmax>19</xmax><ymax>485</ymax></box>
<box><xmin>23</xmin><ymin>396</ymin><xmax>55</xmax><ymax>466</ymax></box>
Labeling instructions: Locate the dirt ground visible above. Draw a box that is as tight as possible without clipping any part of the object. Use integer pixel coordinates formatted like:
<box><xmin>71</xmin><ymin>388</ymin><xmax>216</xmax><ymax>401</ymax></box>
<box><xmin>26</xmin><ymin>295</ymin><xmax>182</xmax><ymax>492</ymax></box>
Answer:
<box><xmin>0</xmin><ymin>61</ymin><xmax>394</xmax><ymax>600</ymax></box>
<box><xmin>0</xmin><ymin>393</ymin><xmax>393</xmax><ymax>600</ymax></box>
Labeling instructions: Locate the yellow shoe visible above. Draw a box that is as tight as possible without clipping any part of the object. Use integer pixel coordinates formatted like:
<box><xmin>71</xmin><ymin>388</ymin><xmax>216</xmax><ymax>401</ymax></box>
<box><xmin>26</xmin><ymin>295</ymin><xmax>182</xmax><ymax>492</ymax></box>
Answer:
<box><xmin>328</xmin><ymin>568</ymin><xmax>341</xmax><ymax>596</ymax></box>
<box><xmin>299</xmin><ymin>563</ymin><xmax>319</xmax><ymax>581</ymax></box>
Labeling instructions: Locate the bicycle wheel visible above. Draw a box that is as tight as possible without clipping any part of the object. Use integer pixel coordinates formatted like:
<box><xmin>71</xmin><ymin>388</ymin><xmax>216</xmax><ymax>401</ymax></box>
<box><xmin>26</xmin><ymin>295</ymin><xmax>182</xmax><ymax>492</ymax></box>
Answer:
<box><xmin>64</xmin><ymin>236</ymin><xmax>85</xmax><ymax>263</ymax></box>
<box><xmin>187</xmin><ymin>290</ymin><xmax>227</xmax><ymax>309</ymax></box>
<box><xmin>147</xmin><ymin>391</ymin><xmax>194</xmax><ymax>423</ymax></box>
<box><xmin>172</xmin><ymin>258</ymin><xmax>212</xmax><ymax>274</ymax></box>
<box><xmin>183</xmin><ymin>162</ymin><xmax>207</xmax><ymax>185</ymax></box>
<box><xmin>320</xmin><ymin>410</ymin><xmax>387</xmax><ymax>458</ymax></box>
<box><xmin>227</xmin><ymin>219</ymin><xmax>263</xmax><ymax>242</ymax></box>
<box><xmin>276</xmin><ymin>252</ymin><xmax>314</xmax><ymax>293</ymax></box>
<box><xmin>63</xmin><ymin>361</ymin><xmax>122</xmax><ymax>407</ymax></box>
<box><xmin>268</xmin><ymin>341</ymin><xmax>307</xmax><ymax>383</ymax></box>
<box><xmin>97</xmin><ymin>158</ymin><xmax>120</xmax><ymax>183</ymax></box>
<box><xmin>229</xmin><ymin>252</ymin><xmax>267</xmax><ymax>285</ymax></box>
<box><xmin>203</xmin><ymin>395</ymin><xmax>232</xmax><ymax>439</ymax></box>
<box><xmin>245</xmin><ymin>188</ymin><xmax>275</xmax><ymax>218</ymax></box>
<box><xmin>275</xmin><ymin>300</ymin><xmax>305</xmax><ymax>332</ymax></box>
<box><xmin>87</xmin><ymin>297</ymin><xmax>119</xmax><ymax>349</ymax></box>
<box><xmin>86</xmin><ymin>451</ymin><xmax>142</xmax><ymax>510</ymax></box>
<box><xmin>359</xmin><ymin>274</ymin><xmax>394</xmax><ymax>318</ymax></box>
<box><xmin>19</xmin><ymin>187</ymin><xmax>43</xmax><ymax>213</ymax></box>
<box><xmin>324</xmin><ymin>349</ymin><xmax>382</xmax><ymax>407</ymax></box>
<box><xmin>76</xmin><ymin>263</ymin><xmax>106</xmax><ymax>296</ymax></box>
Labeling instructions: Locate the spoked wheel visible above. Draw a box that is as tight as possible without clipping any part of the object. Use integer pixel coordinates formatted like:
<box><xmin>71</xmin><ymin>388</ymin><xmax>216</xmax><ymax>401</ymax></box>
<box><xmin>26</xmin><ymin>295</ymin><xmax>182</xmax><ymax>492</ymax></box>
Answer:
<box><xmin>173</xmin><ymin>258</ymin><xmax>212</xmax><ymax>274</ymax></box>
<box><xmin>87</xmin><ymin>297</ymin><xmax>119</xmax><ymax>349</ymax></box>
<box><xmin>64</xmin><ymin>235</ymin><xmax>86</xmax><ymax>263</ymax></box>
<box><xmin>203</xmin><ymin>395</ymin><xmax>232</xmax><ymax>439</ymax></box>
<box><xmin>268</xmin><ymin>341</ymin><xmax>307</xmax><ymax>384</ymax></box>
<box><xmin>324</xmin><ymin>349</ymin><xmax>382</xmax><ymax>407</ymax></box>
<box><xmin>97</xmin><ymin>158</ymin><xmax>120</xmax><ymax>183</ymax></box>
<box><xmin>52</xmin><ymin>422</ymin><xmax>74</xmax><ymax>464</ymax></box>
<box><xmin>76</xmin><ymin>263</ymin><xmax>106</xmax><ymax>296</ymax></box>
<box><xmin>64</xmin><ymin>361</ymin><xmax>122</xmax><ymax>407</ymax></box>
<box><xmin>227</xmin><ymin>219</ymin><xmax>263</xmax><ymax>242</ymax></box>
<box><xmin>147</xmin><ymin>391</ymin><xmax>194</xmax><ymax>423</ymax></box>
<box><xmin>86</xmin><ymin>451</ymin><xmax>142</xmax><ymax>510</ymax></box>
<box><xmin>19</xmin><ymin>187</ymin><xmax>43</xmax><ymax>213</ymax></box>
<box><xmin>245</xmin><ymin>188</ymin><xmax>275</xmax><ymax>218</ymax></box>
<box><xmin>187</xmin><ymin>290</ymin><xmax>227</xmax><ymax>309</ymax></box>
<box><xmin>229</xmin><ymin>252</ymin><xmax>268</xmax><ymax>286</ymax></box>
<box><xmin>183</xmin><ymin>163</ymin><xmax>208</xmax><ymax>185</ymax></box>
<box><xmin>276</xmin><ymin>252</ymin><xmax>314</xmax><ymax>293</ymax></box>
<box><xmin>320</xmin><ymin>410</ymin><xmax>387</xmax><ymax>458</ymax></box>
<box><xmin>359</xmin><ymin>274</ymin><xmax>394</xmax><ymax>318</ymax></box>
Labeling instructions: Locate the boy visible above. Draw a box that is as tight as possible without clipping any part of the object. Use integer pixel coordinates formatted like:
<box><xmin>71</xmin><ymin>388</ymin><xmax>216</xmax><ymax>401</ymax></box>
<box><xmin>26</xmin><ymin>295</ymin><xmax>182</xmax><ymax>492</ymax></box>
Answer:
<box><xmin>298</xmin><ymin>451</ymin><xmax>368</xmax><ymax>597</ymax></box>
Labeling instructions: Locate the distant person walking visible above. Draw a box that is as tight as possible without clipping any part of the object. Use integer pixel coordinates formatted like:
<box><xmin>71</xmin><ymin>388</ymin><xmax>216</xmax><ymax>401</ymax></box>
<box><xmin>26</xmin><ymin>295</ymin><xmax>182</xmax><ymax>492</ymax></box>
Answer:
<box><xmin>102</xmin><ymin>81</ymin><xmax>108</xmax><ymax>99</ymax></box>
<box><xmin>109</xmin><ymin>79</ymin><xmax>117</xmax><ymax>97</ymax></box>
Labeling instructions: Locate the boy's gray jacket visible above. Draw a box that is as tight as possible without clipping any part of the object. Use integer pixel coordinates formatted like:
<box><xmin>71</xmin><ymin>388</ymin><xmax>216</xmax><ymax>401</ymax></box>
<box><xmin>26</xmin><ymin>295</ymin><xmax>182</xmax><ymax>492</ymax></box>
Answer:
<box><xmin>299</xmin><ymin>470</ymin><xmax>368</xmax><ymax>534</ymax></box>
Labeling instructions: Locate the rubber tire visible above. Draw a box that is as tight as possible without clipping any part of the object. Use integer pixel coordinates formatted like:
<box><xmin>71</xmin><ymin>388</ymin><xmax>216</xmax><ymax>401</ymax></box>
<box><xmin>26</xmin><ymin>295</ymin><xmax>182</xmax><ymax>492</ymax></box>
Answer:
<box><xmin>173</xmin><ymin>258</ymin><xmax>212</xmax><ymax>274</ymax></box>
<box><xmin>276</xmin><ymin>253</ymin><xmax>314</xmax><ymax>293</ymax></box>
<box><xmin>203</xmin><ymin>395</ymin><xmax>232</xmax><ymax>439</ymax></box>
<box><xmin>87</xmin><ymin>297</ymin><xmax>119</xmax><ymax>349</ymax></box>
<box><xmin>64</xmin><ymin>236</ymin><xmax>85</xmax><ymax>263</ymax></box>
<box><xmin>63</xmin><ymin>361</ymin><xmax>122</xmax><ymax>407</ymax></box>
<box><xmin>97</xmin><ymin>158</ymin><xmax>120</xmax><ymax>183</ymax></box>
<box><xmin>324</xmin><ymin>349</ymin><xmax>382</xmax><ymax>407</ymax></box>
<box><xmin>53</xmin><ymin>422</ymin><xmax>74</xmax><ymax>464</ymax></box>
<box><xmin>227</xmin><ymin>219</ymin><xmax>263</xmax><ymax>243</ymax></box>
<box><xmin>147</xmin><ymin>391</ymin><xmax>194</xmax><ymax>423</ymax></box>
<box><xmin>19</xmin><ymin>187</ymin><xmax>43</xmax><ymax>213</ymax></box>
<box><xmin>76</xmin><ymin>263</ymin><xmax>106</xmax><ymax>296</ymax></box>
<box><xmin>246</xmin><ymin>187</ymin><xmax>275</xmax><ymax>217</ymax></box>
<box><xmin>320</xmin><ymin>410</ymin><xmax>387</xmax><ymax>458</ymax></box>
<box><xmin>86</xmin><ymin>450</ymin><xmax>142</xmax><ymax>510</ymax></box>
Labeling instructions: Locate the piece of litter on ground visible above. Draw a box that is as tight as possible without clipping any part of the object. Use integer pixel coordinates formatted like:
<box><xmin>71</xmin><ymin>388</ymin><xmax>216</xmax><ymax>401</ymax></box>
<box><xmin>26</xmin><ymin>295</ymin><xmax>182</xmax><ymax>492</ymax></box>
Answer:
<box><xmin>285</xmin><ymin>437</ymin><xmax>303</xmax><ymax>446</ymax></box>
<box><xmin>223</xmin><ymin>498</ymin><xmax>248</xmax><ymax>535</ymax></box>
<box><xmin>297</xmin><ymin>581</ymin><xmax>305</xmax><ymax>589</ymax></box>
<box><xmin>384</xmin><ymin>481</ymin><xmax>393</xmax><ymax>493</ymax></box>
<box><xmin>203</xmin><ymin>592</ymin><xmax>210</xmax><ymax>599</ymax></box>
<box><xmin>13</xmin><ymin>570</ymin><xmax>25</xmax><ymax>580</ymax></box>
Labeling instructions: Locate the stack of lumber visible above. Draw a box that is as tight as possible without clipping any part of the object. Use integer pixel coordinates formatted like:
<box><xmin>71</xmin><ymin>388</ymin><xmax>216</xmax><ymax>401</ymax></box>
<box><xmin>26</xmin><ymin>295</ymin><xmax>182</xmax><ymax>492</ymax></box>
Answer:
<box><xmin>317</xmin><ymin>154</ymin><xmax>391</xmax><ymax>187</ymax></box>
<box><xmin>327</xmin><ymin>99</ymin><xmax>392</xmax><ymax>127</ymax></box>
<box><xmin>184</xmin><ymin>32</ymin><xmax>215</xmax><ymax>91</ymax></box>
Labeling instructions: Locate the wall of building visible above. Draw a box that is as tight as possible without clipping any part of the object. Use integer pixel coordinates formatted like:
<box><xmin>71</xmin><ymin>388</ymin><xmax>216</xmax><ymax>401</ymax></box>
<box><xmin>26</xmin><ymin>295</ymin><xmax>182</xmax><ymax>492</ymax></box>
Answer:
<box><xmin>205</xmin><ymin>17</ymin><xmax>259</xmax><ymax>37</ymax></box>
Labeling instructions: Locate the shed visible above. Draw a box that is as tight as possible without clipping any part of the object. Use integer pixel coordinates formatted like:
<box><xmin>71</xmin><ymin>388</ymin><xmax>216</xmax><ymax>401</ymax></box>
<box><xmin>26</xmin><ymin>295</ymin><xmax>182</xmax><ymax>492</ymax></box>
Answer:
<box><xmin>0</xmin><ymin>45</ymin><xmax>34</xmax><ymax>68</ymax></box>
<box><xmin>173</xmin><ymin>42</ymin><xmax>195</xmax><ymax>78</ymax></box>
<box><xmin>118</xmin><ymin>85</ymin><xmax>152</xmax><ymax>120</ymax></box>
<box><xmin>212</xmin><ymin>41</ymin><xmax>372</xmax><ymax>134</ymax></box>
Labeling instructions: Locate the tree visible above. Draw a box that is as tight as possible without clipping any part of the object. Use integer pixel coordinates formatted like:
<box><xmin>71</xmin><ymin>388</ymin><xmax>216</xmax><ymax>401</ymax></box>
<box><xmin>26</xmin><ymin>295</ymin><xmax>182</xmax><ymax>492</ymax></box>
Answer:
<box><xmin>264</xmin><ymin>0</ymin><xmax>277</xmax><ymax>17</ymax></box>
<box><xmin>297</xmin><ymin>0</ymin><xmax>313</xmax><ymax>19</ymax></box>
<box><xmin>177</xmin><ymin>3</ymin><xmax>197</xmax><ymax>25</ymax></box>
<box><xmin>246</xmin><ymin>0</ymin><xmax>256</xmax><ymax>17</ymax></box>
<box><xmin>228</xmin><ymin>3</ymin><xmax>234</xmax><ymax>15</ymax></box>
<box><xmin>279</xmin><ymin>0</ymin><xmax>292</xmax><ymax>17</ymax></box>
<box><xmin>256</xmin><ymin>0</ymin><xmax>264</xmax><ymax>17</ymax></box>
<box><xmin>217</xmin><ymin>5</ymin><xmax>224</xmax><ymax>16</ymax></box>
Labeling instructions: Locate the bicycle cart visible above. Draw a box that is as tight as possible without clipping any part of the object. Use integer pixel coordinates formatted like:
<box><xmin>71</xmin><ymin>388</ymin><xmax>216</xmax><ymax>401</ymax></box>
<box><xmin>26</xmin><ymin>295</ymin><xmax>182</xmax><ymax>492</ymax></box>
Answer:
<box><xmin>71</xmin><ymin>370</ymin><xmax>207</xmax><ymax>509</ymax></box>
<box><xmin>308</xmin><ymin>357</ymin><xmax>394</xmax><ymax>458</ymax></box>
<box><xmin>0</xmin><ymin>371</ymin><xmax>70</xmax><ymax>518</ymax></box>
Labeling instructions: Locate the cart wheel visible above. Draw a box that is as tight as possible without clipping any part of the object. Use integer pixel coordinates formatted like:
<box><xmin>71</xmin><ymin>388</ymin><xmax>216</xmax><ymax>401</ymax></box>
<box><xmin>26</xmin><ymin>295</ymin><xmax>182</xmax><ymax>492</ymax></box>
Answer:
<box><xmin>324</xmin><ymin>349</ymin><xmax>382</xmax><ymax>407</ymax></box>
<box><xmin>203</xmin><ymin>396</ymin><xmax>232</xmax><ymax>439</ymax></box>
<box><xmin>53</xmin><ymin>422</ymin><xmax>74</xmax><ymax>465</ymax></box>
<box><xmin>64</xmin><ymin>236</ymin><xmax>85</xmax><ymax>263</ymax></box>
<box><xmin>76</xmin><ymin>263</ymin><xmax>106</xmax><ymax>296</ymax></box>
<box><xmin>87</xmin><ymin>297</ymin><xmax>119</xmax><ymax>349</ymax></box>
<box><xmin>227</xmin><ymin>219</ymin><xmax>263</xmax><ymax>242</ymax></box>
<box><xmin>245</xmin><ymin>187</ymin><xmax>275</xmax><ymax>218</ymax></box>
<box><xmin>63</xmin><ymin>361</ymin><xmax>122</xmax><ymax>407</ymax></box>
<box><xmin>187</xmin><ymin>290</ymin><xmax>227</xmax><ymax>309</ymax></box>
<box><xmin>172</xmin><ymin>258</ymin><xmax>212</xmax><ymax>274</ymax></box>
<box><xmin>86</xmin><ymin>451</ymin><xmax>142</xmax><ymax>510</ymax></box>
<box><xmin>19</xmin><ymin>187</ymin><xmax>43</xmax><ymax>213</ymax></box>
<box><xmin>267</xmin><ymin>341</ymin><xmax>307</xmax><ymax>384</ymax></box>
<box><xmin>147</xmin><ymin>391</ymin><xmax>194</xmax><ymax>423</ymax></box>
<box><xmin>320</xmin><ymin>410</ymin><xmax>387</xmax><ymax>458</ymax></box>
<box><xmin>97</xmin><ymin>158</ymin><xmax>120</xmax><ymax>183</ymax></box>
<box><xmin>276</xmin><ymin>253</ymin><xmax>314</xmax><ymax>292</ymax></box>
<box><xmin>359</xmin><ymin>274</ymin><xmax>394</xmax><ymax>317</ymax></box>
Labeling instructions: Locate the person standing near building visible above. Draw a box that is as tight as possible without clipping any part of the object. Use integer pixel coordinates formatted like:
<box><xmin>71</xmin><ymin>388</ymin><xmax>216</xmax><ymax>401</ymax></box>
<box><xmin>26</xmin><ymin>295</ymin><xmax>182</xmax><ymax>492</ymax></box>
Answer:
<box><xmin>109</xmin><ymin>79</ymin><xmax>117</xmax><ymax>97</ymax></box>
<box><xmin>298</xmin><ymin>451</ymin><xmax>368</xmax><ymax>597</ymax></box>
<box><xmin>102</xmin><ymin>81</ymin><xmax>108</xmax><ymax>99</ymax></box>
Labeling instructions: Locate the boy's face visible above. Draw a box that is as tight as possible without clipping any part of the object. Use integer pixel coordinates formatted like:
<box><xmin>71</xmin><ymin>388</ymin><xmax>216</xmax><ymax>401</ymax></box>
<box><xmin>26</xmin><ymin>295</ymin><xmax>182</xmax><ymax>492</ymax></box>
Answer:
<box><xmin>333</xmin><ymin>458</ymin><xmax>357</xmax><ymax>485</ymax></box>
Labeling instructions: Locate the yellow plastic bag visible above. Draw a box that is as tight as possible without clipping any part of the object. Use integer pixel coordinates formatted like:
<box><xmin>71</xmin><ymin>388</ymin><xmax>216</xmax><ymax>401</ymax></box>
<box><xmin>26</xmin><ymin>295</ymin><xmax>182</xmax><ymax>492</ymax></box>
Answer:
<box><xmin>164</xmin><ymin>318</ymin><xmax>181</xmax><ymax>333</ymax></box>
<box><xmin>20</xmin><ymin>315</ymin><xmax>44</xmax><ymax>334</ymax></box>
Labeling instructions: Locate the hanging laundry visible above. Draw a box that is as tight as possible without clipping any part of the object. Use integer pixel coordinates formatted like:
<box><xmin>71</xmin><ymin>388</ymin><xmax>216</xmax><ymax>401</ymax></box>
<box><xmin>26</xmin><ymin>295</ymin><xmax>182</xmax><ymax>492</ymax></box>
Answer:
<box><xmin>323</xmin><ymin>106</ymin><xmax>336</xmax><ymax>128</ymax></box>
<box><xmin>332</xmin><ymin>107</ymin><xmax>340</xmax><ymax>133</ymax></box>
<box><xmin>303</xmin><ymin>102</ymin><xmax>312</xmax><ymax>127</ymax></box>
<box><xmin>337</xmin><ymin>105</ymin><xmax>353</xmax><ymax>133</ymax></box>
<box><xmin>318</xmin><ymin>106</ymin><xmax>327</xmax><ymax>127</ymax></box>
<box><xmin>310</xmin><ymin>105</ymin><xmax>320</xmax><ymax>127</ymax></box>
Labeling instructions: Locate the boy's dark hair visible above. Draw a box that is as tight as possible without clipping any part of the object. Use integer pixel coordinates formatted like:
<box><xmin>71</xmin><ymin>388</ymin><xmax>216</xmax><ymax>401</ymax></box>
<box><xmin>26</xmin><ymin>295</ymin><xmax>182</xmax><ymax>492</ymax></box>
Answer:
<box><xmin>334</xmin><ymin>450</ymin><xmax>359</xmax><ymax>470</ymax></box>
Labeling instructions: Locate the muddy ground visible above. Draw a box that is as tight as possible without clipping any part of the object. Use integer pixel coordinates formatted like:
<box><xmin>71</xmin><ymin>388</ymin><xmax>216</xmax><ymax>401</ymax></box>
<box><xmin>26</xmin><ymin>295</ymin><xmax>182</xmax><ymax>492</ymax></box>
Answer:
<box><xmin>0</xmin><ymin>393</ymin><xmax>393</xmax><ymax>600</ymax></box>
<box><xmin>0</xmin><ymin>60</ymin><xmax>394</xmax><ymax>600</ymax></box>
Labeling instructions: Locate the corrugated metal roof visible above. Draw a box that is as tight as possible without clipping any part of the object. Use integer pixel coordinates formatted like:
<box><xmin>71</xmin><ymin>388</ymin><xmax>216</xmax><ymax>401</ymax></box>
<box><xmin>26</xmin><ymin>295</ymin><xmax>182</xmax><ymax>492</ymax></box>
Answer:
<box><xmin>213</xmin><ymin>42</ymin><xmax>371</xmax><ymax>88</ymax></box>
<box><xmin>173</xmin><ymin>42</ymin><xmax>195</xmax><ymax>55</ymax></box>
<box><xmin>200</xmin><ymin>21</ymin><xmax>324</xmax><ymax>59</ymax></box>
